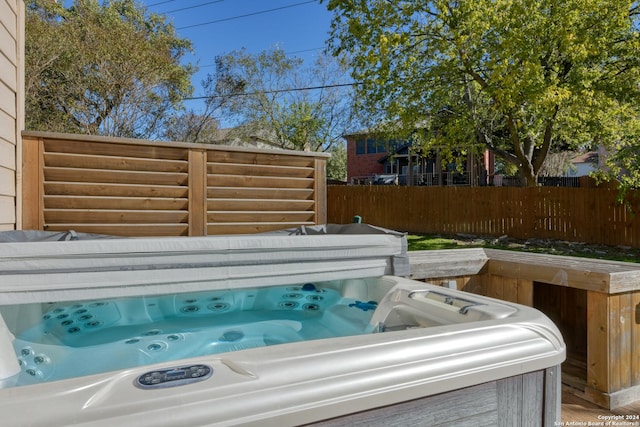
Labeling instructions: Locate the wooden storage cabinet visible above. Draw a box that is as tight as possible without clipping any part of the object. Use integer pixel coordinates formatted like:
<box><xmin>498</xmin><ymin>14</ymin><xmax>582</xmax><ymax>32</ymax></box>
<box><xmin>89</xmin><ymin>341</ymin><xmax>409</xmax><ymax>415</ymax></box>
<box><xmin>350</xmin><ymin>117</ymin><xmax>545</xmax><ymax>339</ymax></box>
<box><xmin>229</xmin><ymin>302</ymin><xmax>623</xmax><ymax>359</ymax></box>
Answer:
<box><xmin>409</xmin><ymin>248</ymin><xmax>640</xmax><ymax>409</ymax></box>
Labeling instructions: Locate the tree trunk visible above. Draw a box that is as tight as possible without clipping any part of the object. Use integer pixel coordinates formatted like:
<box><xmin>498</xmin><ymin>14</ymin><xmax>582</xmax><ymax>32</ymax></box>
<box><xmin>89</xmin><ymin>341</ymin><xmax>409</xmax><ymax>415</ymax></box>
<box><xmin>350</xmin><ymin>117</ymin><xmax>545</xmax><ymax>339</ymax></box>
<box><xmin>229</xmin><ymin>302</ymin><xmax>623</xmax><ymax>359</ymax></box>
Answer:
<box><xmin>519</xmin><ymin>167</ymin><xmax>538</xmax><ymax>187</ymax></box>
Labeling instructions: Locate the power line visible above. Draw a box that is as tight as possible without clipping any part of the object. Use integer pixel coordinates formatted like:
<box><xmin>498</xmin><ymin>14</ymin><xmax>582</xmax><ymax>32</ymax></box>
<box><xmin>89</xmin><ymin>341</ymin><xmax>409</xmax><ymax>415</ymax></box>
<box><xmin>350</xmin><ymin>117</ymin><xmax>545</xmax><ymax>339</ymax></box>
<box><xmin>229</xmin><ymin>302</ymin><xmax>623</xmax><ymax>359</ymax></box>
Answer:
<box><xmin>147</xmin><ymin>0</ymin><xmax>177</xmax><ymax>7</ymax></box>
<box><xmin>164</xmin><ymin>0</ymin><xmax>224</xmax><ymax>15</ymax></box>
<box><xmin>184</xmin><ymin>82</ymin><xmax>360</xmax><ymax>100</ymax></box>
<box><xmin>287</xmin><ymin>47</ymin><xmax>326</xmax><ymax>55</ymax></box>
<box><xmin>177</xmin><ymin>0</ymin><xmax>317</xmax><ymax>30</ymax></box>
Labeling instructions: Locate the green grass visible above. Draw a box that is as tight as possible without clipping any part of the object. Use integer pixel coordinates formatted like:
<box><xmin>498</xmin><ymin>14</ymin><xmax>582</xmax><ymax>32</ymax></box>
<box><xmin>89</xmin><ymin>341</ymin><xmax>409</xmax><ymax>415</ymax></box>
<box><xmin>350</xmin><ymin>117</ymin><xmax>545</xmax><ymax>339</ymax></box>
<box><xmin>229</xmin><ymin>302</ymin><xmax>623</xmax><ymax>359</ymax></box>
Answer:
<box><xmin>406</xmin><ymin>234</ymin><xmax>480</xmax><ymax>251</ymax></box>
<box><xmin>406</xmin><ymin>233</ymin><xmax>640</xmax><ymax>263</ymax></box>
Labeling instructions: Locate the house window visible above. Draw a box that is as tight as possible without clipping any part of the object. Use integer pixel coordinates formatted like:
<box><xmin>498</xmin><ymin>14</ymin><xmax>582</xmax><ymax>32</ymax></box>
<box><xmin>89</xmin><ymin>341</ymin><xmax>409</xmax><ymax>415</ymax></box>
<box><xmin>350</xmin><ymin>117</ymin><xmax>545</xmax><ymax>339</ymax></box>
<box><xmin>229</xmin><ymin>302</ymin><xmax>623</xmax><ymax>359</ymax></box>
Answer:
<box><xmin>355</xmin><ymin>137</ymin><xmax>392</xmax><ymax>154</ymax></box>
<box><xmin>385</xmin><ymin>163</ymin><xmax>395</xmax><ymax>174</ymax></box>
<box><xmin>367</xmin><ymin>138</ymin><xmax>377</xmax><ymax>154</ymax></box>
<box><xmin>363</xmin><ymin>138</ymin><xmax>388</xmax><ymax>154</ymax></box>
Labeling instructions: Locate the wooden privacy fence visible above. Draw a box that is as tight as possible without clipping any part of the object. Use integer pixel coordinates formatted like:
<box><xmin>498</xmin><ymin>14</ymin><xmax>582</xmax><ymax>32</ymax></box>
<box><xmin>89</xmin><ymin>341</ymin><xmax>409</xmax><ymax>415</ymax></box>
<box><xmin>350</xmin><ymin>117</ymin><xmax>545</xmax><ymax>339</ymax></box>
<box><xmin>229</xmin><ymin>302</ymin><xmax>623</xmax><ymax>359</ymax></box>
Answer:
<box><xmin>328</xmin><ymin>185</ymin><xmax>640</xmax><ymax>248</ymax></box>
<box><xmin>22</xmin><ymin>131</ymin><xmax>328</xmax><ymax>237</ymax></box>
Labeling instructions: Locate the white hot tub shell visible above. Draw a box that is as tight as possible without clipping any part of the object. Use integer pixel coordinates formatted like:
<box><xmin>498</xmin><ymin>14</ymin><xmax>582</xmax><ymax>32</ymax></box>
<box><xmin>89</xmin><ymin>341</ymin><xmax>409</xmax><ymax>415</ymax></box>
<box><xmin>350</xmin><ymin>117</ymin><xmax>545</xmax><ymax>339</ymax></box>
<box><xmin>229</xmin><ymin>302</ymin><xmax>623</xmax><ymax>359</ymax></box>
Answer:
<box><xmin>0</xmin><ymin>228</ymin><xmax>565</xmax><ymax>426</ymax></box>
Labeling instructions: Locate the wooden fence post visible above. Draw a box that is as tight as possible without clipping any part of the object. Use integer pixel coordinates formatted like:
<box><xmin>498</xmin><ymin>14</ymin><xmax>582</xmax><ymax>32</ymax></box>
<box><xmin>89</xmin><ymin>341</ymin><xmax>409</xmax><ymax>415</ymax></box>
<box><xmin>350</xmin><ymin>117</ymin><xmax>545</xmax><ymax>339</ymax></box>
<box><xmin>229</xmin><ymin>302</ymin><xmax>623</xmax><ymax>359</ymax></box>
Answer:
<box><xmin>21</xmin><ymin>136</ymin><xmax>44</xmax><ymax>230</ymax></box>
<box><xmin>188</xmin><ymin>149</ymin><xmax>207</xmax><ymax>236</ymax></box>
<box><xmin>314</xmin><ymin>157</ymin><xmax>327</xmax><ymax>225</ymax></box>
<box><xmin>586</xmin><ymin>290</ymin><xmax>611</xmax><ymax>407</ymax></box>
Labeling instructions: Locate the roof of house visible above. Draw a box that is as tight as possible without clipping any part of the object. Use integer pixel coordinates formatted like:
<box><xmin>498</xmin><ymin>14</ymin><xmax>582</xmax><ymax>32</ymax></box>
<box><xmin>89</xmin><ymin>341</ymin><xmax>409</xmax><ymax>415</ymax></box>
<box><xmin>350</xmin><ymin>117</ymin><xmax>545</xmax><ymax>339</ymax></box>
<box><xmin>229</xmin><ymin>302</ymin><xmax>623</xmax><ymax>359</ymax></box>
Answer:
<box><xmin>572</xmin><ymin>151</ymin><xmax>599</xmax><ymax>164</ymax></box>
<box><xmin>376</xmin><ymin>142</ymin><xmax>413</xmax><ymax>163</ymax></box>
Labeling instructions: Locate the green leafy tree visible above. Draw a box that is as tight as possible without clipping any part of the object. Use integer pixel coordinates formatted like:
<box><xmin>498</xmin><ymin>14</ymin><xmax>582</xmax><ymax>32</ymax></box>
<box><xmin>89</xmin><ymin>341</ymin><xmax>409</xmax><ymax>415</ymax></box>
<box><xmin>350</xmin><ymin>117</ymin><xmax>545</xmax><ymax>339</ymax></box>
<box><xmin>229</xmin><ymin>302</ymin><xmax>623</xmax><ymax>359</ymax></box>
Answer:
<box><xmin>324</xmin><ymin>0</ymin><xmax>640</xmax><ymax>186</ymax></box>
<box><xmin>163</xmin><ymin>57</ymin><xmax>246</xmax><ymax>143</ymax></box>
<box><xmin>326</xmin><ymin>143</ymin><xmax>347</xmax><ymax>181</ymax></box>
<box><xmin>25</xmin><ymin>0</ymin><xmax>193</xmax><ymax>138</ymax></box>
<box><xmin>211</xmin><ymin>47</ymin><xmax>356</xmax><ymax>179</ymax></box>
<box><xmin>162</xmin><ymin>111</ymin><xmax>221</xmax><ymax>143</ymax></box>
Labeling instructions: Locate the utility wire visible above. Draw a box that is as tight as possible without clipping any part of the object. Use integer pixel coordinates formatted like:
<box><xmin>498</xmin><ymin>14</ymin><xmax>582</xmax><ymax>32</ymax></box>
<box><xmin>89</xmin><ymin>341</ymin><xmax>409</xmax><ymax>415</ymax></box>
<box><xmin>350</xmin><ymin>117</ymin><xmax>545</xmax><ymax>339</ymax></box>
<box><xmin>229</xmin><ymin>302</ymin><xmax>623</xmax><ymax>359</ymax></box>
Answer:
<box><xmin>147</xmin><ymin>0</ymin><xmax>177</xmax><ymax>7</ymax></box>
<box><xmin>165</xmin><ymin>0</ymin><xmax>224</xmax><ymax>15</ymax></box>
<box><xmin>287</xmin><ymin>47</ymin><xmax>326</xmax><ymax>55</ymax></box>
<box><xmin>184</xmin><ymin>82</ymin><xmax>360</xmax><ymax>100</ymax></box>
<box><xmin>177</xmin><ymin>0</ymin><xmax>317</xmax><ymax>30</ymax></box>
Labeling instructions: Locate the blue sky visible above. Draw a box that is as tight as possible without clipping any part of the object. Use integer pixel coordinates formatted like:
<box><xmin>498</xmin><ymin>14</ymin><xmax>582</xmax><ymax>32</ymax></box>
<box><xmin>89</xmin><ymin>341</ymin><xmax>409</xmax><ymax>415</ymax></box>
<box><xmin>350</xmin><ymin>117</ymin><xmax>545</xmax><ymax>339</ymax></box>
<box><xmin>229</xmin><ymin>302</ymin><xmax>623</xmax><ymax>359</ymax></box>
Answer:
<box><xmin>62</xmin><ymin>0</ymin><xmax>335</xmax><ymax>110</ymax></box>
<box><xmin>142</xmin><ymin>0</ymin><xmax>335</xmax><ymax>104</ymax></box>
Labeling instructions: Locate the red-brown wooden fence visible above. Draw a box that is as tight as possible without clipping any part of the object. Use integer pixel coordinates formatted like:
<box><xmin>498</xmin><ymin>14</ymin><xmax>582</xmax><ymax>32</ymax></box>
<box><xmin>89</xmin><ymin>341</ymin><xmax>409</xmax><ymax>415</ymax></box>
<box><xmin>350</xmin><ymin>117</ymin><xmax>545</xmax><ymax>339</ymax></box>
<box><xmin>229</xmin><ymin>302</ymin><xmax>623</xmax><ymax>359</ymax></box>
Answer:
<box><xmin>327</xmin><ymin>185</ymin><xmax>640</xmax><ymax>248</ymax></box>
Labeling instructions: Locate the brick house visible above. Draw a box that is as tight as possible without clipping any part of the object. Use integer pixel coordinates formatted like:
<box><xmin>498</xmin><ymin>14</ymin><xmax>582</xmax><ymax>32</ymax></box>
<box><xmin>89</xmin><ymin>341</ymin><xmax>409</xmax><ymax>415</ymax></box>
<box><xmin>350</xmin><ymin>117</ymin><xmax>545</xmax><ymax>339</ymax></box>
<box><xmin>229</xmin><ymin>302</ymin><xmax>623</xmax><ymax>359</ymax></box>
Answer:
<box><xmin>345</xmin><ymin>132</ymin><xmax>495</xmax><ymax>186</ymax></box>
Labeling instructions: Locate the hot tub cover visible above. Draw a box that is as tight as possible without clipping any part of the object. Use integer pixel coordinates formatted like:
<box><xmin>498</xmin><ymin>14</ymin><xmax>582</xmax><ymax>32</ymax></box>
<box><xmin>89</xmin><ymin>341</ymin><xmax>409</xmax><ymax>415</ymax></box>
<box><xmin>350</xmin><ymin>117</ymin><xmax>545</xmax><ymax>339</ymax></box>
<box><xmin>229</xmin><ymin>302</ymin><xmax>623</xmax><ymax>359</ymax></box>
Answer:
<box><xmin>0</xmin><ymin>224</ymin><xmax>408</xmax><ymax>304</ymax></box>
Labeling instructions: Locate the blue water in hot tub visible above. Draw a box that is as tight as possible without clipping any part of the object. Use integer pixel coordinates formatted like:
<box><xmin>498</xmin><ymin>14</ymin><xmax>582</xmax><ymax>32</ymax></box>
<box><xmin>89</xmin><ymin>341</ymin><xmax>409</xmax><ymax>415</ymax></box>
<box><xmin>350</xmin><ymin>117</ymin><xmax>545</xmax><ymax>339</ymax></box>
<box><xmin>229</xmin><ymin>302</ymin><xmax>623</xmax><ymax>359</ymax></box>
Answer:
<box><xmin>11</xmin><ymin>282</ymin><xmax>377</xmax><ymax>386</ymax></box>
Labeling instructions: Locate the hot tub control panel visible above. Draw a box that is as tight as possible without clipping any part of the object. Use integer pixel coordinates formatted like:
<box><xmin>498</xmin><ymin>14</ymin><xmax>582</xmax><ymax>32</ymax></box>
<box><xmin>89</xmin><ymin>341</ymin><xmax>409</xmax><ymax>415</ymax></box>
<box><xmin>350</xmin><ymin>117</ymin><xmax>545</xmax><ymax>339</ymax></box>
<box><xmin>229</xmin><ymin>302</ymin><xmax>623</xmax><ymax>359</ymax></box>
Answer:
<box><xmin>135</xmin><ymin>364</ymin><xmax>212</xmax><ymax>389</ymax></box>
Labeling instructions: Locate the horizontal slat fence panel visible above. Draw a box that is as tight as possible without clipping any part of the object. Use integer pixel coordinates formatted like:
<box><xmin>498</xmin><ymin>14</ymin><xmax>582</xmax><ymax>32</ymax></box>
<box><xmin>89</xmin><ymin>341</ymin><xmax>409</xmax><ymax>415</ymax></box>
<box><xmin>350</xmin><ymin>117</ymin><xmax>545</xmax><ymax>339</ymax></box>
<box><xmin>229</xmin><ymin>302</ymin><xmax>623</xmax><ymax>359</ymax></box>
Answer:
<box><xmin>44</xmin><ymin>209</ymin><xmax>189</xmax><ymax>224</ymax></box>
<box><xmin>44</xmin><ymin>152</ymin><xmax>188</xmax><ymax>173</ymax></box>
<box><xmin>208</xmin><ymin>174</ymin><xmax>314</xmax><ymax>189</ymax></box>
<box><xmin>207</xmin><ymin>199</ymin><xmax>315</xmax><ymax>211</ymax></box>
<box><xmin>208</xmin><ymin>187</ymin><xmax>314</xmax><ymax>200</ymax></box>
<box><xmin>206</xmin><ymin>149</ymin><xmax>321</xmax><ymax>234</ymax></box>
<box><xmin>44</xmin><ymin>196</ymin><xmax>188</xmax><ymax>210</ymax></box>
<box><xmin>22</xmin><ymin>132</ymin><xmax>328</xmax><ymax>236</ymax></box>
<box><xmin>45</xmin><ymin>167</ymin><xmax>189</xmax><ymax>186</ymax></box>
<box><xmin>211</xmin><ymin>150</ymin><xmax>316</xmax><ymax>167</ymax></box>
<box><xmin>44</xmin><ymin>182</ymin><xmax>189</xmax><ymax>198</ymax></box>
<box><xmin>208</xmin><ymin>211</ymin><xmax>315</xmax><ymax>223</ymax></box>
<box><xmin>206</xmin><ymin>222</ymin><xmax>310</xmax><ymax>235</ymax></box>
<box><xmin>43</xmin><ymin>138</ymin><xmax>189</xmax><ymax>160</ymax></box>
<box><xmin>327</xmin><ymin>185</ymin><xmax>640</xmax><ymax>248</ymax></box>
<box><xmin>208</xmin><ymin>162</ymin><xmax>314</xmax><ymax>178</ymax></box>
<box><xmin>43</xmin><ymin>223</ymin><xmax>190</xmax><ymax>237</ymax></box>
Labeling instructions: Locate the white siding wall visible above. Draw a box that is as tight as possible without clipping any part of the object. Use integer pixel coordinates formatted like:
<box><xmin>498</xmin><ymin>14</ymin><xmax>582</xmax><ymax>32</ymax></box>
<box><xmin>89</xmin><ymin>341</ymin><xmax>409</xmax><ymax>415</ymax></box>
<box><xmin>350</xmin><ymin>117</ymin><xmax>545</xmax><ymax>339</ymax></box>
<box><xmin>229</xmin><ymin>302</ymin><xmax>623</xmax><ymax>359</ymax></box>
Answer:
<box><xmin>0</xmin><ymin>0</ymin><xmax>23</xmax><ymax>230</ymax></box>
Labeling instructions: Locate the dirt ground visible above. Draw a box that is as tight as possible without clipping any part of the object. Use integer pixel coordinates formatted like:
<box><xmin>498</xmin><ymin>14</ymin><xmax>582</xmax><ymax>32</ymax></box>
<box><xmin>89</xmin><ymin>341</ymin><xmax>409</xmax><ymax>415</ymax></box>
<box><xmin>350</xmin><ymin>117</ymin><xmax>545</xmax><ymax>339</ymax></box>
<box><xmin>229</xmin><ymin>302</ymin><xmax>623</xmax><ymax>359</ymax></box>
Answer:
<box><xmin>441</xmin><ymin>233</ymin><xmax>640</xmax><ymax>263</ymax></box>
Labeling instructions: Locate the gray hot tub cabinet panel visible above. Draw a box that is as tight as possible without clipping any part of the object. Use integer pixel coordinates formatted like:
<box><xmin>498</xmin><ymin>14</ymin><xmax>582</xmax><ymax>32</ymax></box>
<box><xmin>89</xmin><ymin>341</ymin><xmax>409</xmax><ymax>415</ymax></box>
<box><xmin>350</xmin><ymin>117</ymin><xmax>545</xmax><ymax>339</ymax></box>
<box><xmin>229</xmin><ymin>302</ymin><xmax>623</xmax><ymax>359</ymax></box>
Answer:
<box><xmin>309</xmin><ymin>366</ymin><xmax>561</xmax><ymax>427</ymax></box>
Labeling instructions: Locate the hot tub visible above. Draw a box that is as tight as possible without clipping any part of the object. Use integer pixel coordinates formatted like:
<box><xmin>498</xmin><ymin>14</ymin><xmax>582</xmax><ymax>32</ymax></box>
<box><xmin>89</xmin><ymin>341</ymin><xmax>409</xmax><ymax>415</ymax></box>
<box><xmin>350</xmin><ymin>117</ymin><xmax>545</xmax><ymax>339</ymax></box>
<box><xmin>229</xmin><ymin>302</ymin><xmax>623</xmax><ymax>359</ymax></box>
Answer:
<box><xmin>0</xmin><ymin>229</ymin><xmax>565</xmax><ymax>426</ymax></box>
